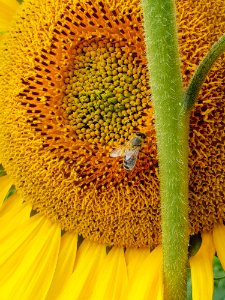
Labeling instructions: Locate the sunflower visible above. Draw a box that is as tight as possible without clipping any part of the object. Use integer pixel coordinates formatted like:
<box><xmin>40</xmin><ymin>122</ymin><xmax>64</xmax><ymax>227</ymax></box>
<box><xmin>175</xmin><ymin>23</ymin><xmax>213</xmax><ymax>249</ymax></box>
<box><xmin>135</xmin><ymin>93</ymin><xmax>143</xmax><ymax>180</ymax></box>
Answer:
<box><xmin>0</xmin><ymin>0</ymin><xmax>224</xmax><ymax>299</ymax></box>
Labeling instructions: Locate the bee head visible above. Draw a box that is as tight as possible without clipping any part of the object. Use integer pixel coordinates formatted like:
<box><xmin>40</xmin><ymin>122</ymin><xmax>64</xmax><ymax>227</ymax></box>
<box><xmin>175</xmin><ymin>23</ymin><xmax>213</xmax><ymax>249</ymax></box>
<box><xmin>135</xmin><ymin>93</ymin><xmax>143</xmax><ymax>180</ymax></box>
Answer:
<box><xmin>136</xmin><ymin>132</ymin><xmax>146</xmax><ymax>139</ymax></box>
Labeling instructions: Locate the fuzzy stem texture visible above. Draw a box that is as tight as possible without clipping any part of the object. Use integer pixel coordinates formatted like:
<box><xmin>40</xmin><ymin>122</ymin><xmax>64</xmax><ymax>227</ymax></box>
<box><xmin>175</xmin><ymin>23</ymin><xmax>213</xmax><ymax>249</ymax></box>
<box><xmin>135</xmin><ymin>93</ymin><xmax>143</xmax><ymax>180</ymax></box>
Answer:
<box><xmin>142</xmin><ymin>1</ymin><xmax>189</xmax><ymax>299</ymax></box>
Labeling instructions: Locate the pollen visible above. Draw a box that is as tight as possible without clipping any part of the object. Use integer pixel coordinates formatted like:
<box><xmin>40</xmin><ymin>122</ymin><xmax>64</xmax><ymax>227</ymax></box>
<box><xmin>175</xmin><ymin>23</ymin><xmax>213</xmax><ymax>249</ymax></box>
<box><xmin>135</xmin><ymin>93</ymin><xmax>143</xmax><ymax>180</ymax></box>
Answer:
<box><xmin>62</xmin><ymin>39</ymin><xmax>150</xmax><ymax>146</ymax></box>
<box><xmin>0</xmin><ymin>0</ymin><xmax>224</xmax><ymax>249</ymax></box>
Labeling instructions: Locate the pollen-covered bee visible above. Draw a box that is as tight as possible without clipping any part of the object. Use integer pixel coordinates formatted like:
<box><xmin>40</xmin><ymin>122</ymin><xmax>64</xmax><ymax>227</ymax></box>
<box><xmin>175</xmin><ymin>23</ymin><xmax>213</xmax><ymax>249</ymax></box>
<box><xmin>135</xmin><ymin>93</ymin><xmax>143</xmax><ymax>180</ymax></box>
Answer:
<box><xmin>110</xmin><ymin>132</ymin><xmax>146</xmax><ymax>171</ymax></box>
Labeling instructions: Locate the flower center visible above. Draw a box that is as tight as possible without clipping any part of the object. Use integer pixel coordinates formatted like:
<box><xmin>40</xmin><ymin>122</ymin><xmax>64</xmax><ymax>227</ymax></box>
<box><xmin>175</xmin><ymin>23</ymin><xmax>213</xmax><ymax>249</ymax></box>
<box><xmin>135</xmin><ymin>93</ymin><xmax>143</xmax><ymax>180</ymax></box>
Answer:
<box><xmin>62</xmin><ymin>39</ymin><xmax>150</xmax><ymax>146</ymax></box>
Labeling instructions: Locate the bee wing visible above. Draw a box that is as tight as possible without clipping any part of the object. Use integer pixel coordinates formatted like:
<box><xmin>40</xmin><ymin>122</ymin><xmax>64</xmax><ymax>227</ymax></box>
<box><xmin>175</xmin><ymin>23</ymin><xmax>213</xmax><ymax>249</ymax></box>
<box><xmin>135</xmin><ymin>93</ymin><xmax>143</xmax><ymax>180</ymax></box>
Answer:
<box><xmin>110</xmin><ymin>147</ymin><xmax>125</xmax><ymax>157</ymax></box>
<box><xmin>110</xmin><ymin>140</ymin><xmax>131</xmax><ymax>158</ymax></box>
<box><xmin>125</xmin><ymin>146</ymin><xmax>140</xmax><ymax>160</ymax></box>
<box><xmin>124</xmin><ymin>147</ymin><xmax>140</xmax><ymax>171</ymax></box>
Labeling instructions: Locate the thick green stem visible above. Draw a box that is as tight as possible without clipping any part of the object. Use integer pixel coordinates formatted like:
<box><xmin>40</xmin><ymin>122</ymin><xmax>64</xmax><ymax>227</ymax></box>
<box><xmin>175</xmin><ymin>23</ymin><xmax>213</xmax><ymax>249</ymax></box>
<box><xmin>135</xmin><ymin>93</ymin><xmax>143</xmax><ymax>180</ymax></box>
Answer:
<box><xmin>142</xmin><ymin>1</ymin><xmax>189</xmax><ymax>299</ymax></box>
<box><xmin>185</xmin><ymin>33</ymin><xmax>225</xmax><ymax>110</ymax></box>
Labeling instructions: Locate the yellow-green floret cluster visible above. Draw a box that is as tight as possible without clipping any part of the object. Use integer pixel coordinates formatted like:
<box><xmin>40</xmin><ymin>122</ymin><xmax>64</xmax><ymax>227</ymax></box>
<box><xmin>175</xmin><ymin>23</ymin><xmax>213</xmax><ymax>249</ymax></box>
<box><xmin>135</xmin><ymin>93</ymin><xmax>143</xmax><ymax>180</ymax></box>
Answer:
<box><xmin>62</xmin><ymin>40</ymin><xmax>150</xmax><ymax>145</ymax></box>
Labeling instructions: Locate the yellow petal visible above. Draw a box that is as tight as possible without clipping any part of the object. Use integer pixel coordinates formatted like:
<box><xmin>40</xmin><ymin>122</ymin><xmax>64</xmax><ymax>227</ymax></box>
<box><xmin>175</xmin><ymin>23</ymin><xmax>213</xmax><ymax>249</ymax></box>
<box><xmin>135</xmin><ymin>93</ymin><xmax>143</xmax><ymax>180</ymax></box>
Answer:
<box><xmin>59</xmin><ymin>240</ymin><xmax>107</xmax><ymax>300</ymax></box>
<box><xmin>0</xmin><ymin>0</ymin><xmax>20</xmax><ymax>32</ymax></box>
<box><xmin>0</xmin><ymin>213</ymin><xmax>61</xmax><ymax>299</ymax></box>
<box><xmin>125</xmin><ymin>248</ymin><xmax>151</xmax><ymax>281</ymax></box>
<box><xmin>189</xmin><ymin>232</ymin><xmax>215</xmax><ymax>300</ymax></box>
<box><xmin>0</xmin><ymin>175</ymin><xmax>13</xmax><ymax>207</ymax></box>
<box><xmin>90</xmin><ymin>247</ymin><xmax>128</xmax><ymax>300</ymax></box>
<box><xmin>0</xmin><ymin>0</ymin><xmax>19</xmax><ymax>9</ymax></box>
<box><xmin>0</xmin><ymin>192</ymin><xmax>26</xmax><ymax>219</ymax></box>
<box><xmin>126</xmin><ymin>246</ymin><xmax>163</xmax><ymax>300</ymax></box>
<box><xmin>0</xmin><ymin>193</ymin><xmax>32</xmax><ymax>244</ymax></box>
<box><xmin>213</xmin><ymin>224</ymin><xmax>225</xmax><ymax>270</ymax></box>
<box><xmin>0</xmin><ymin>212</ymin><xmax>44</xmax><ymax>284</ymax></box>
<box><xmin>46</xmin><ymin>232</ymin><xmax>78</xmax><ymax>299</ymax></box>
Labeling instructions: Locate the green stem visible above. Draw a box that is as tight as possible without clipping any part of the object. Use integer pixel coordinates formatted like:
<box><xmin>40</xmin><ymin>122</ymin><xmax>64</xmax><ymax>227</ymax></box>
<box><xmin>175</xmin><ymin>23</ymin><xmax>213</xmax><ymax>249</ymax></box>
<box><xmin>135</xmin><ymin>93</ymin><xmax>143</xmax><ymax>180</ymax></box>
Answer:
<box><xmin>142</xmin><ymin>1</ymin><xmax>189</xmax><ymax>299</ymax></box>
<box><xmin>185</xmin><ymin>33</ymin><xmax>225</xmax><ymax>110</ymax></box>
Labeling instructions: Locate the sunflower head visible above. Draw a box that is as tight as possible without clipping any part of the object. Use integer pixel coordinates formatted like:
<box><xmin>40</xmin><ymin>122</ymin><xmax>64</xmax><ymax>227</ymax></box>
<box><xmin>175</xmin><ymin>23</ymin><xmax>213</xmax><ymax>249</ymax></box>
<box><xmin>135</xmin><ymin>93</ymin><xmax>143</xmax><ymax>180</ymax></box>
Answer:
<box><xmin>0</xmin><ymin>0</ymin><xmax>224</xmax><ymax>250</ymax></box>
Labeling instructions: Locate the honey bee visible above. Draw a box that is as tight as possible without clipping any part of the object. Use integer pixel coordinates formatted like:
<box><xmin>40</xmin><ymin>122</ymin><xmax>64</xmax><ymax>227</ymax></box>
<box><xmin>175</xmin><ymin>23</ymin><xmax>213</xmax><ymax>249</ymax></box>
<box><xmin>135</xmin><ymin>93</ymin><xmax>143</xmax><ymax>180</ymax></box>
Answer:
<box><xmin>110</xmin><ymin>132</ymin><xmax>146</xmax><ymax>171</ymax></box>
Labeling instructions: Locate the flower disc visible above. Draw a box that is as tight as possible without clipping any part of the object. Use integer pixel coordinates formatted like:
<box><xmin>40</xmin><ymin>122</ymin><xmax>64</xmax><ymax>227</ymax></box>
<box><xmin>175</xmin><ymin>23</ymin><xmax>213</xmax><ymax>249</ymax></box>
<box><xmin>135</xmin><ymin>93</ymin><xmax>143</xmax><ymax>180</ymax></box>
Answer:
<box><xmin>0</xmin><ymin>0</ymin><xmax>224</xmax><ymax>248</ymax></box>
